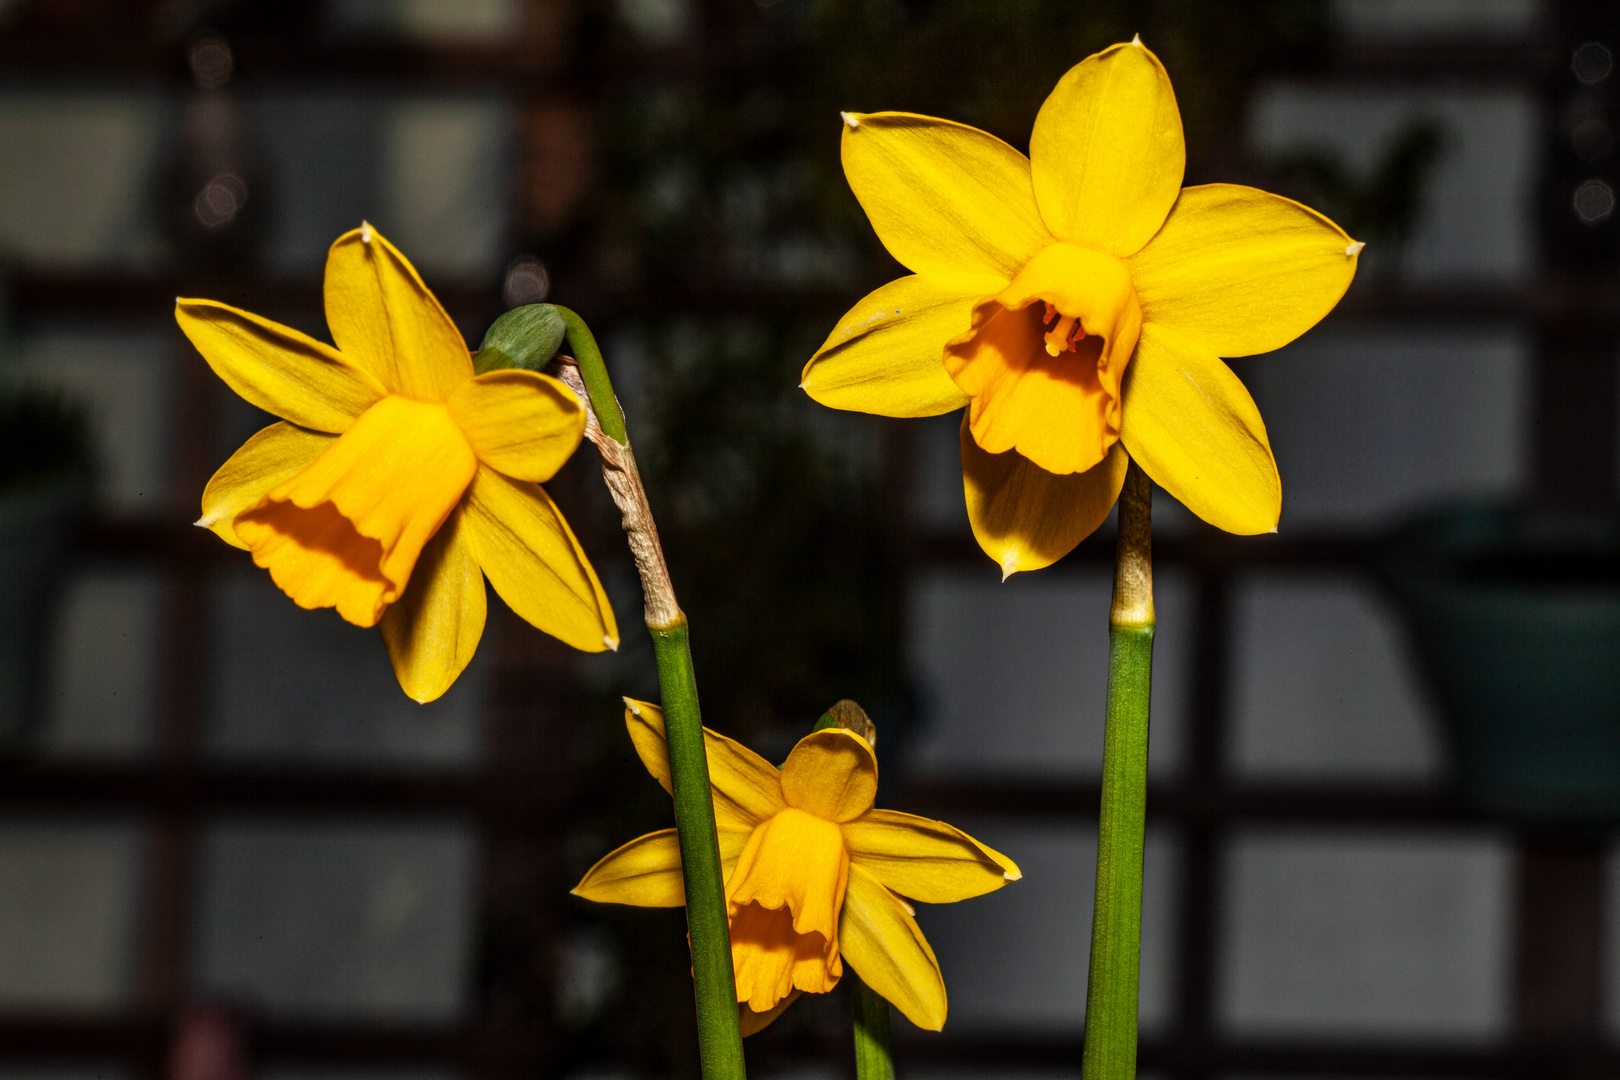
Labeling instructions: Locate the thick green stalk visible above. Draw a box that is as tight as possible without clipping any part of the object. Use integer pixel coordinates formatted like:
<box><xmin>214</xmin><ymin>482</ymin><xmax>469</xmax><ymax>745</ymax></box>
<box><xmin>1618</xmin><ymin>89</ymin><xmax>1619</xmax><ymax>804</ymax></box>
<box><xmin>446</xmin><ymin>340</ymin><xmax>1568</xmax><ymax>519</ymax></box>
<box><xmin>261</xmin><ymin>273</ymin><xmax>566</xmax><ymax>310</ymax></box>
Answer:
<box><xmin>557</xmin><ymin>318</ymin><xmax>745</xmax><ymax>1080</ymax></box>
<box><xmin>851</xmin><ymin>973</ymin><xmax>896</xmax><ymax>1080</ymax></box>
<box><xmin>1082</xmin><ymin>459</ymin><xmax>1155</xmax><ymax>1080</ymax></box>
<box><xmin>653</xmin><ymin>622</ymin><xmax>747</xmax><ymax>1080</ymax></box>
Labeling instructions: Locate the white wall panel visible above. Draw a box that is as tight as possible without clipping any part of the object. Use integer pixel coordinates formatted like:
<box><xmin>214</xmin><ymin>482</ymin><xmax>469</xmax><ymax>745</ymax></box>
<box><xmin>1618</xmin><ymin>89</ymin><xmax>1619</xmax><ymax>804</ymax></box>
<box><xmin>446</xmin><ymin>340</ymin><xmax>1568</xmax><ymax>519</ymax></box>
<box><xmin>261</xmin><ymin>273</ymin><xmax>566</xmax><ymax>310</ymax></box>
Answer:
<box><xmin>1221</xmin><ymin>831</ymin><xmax>1510</xmax><ymax>1038</ymax></box>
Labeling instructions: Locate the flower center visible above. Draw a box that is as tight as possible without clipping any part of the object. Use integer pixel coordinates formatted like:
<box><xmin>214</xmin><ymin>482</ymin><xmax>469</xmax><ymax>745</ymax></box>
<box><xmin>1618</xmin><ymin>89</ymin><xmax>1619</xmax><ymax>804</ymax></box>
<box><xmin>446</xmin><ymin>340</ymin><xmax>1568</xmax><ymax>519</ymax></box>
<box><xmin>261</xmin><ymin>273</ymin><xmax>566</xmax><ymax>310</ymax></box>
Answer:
<box><xmin>943</xmin><ymin>242</ymin><xmax>1143</xmax><ymax>476</ymax></box>
<box><xmin>1042</xmin><ymin>301</ymin><xmax>1087</xmax><ymax>356</ymax></box>
<box><xmin>234</xmin><ymin>395</ymin><xmax>478</xmax><ymax>628</ymax></box>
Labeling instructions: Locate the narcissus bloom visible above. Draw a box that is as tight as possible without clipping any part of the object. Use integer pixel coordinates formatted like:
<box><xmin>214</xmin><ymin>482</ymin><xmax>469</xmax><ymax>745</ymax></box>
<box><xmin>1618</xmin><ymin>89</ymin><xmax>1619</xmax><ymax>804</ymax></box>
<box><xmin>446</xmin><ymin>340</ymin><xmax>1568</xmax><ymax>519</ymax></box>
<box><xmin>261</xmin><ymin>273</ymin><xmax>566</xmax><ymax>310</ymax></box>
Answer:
<box><xmin>178</xmin><ymin>224</ymin><xmax>618</xmax><ymax>703</ymax></box>
<box><xmin>802</xmin><ymin>39</ymin><xmax>1360</xmax><ymax>576</ymax></box>
<box><xmin>574</xmin><ymin>700</ymin><xmax>1020</xmax><ymax>1032</ymax></box>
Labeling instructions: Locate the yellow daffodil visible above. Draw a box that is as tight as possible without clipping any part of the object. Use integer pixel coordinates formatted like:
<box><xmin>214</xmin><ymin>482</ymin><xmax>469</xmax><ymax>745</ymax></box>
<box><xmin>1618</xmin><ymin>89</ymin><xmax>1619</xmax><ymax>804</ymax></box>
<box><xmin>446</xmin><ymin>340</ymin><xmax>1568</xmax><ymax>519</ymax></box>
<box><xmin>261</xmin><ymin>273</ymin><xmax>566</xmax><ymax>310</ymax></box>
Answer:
<box><xmin>574</xmin><ymin>700</ymin><xmax>1021</xmax><ymax>1033</ymax></box>
<box><xmin>177</xmin><ymin>224</ymin><xmax>618</xmax><ymax>702</ymax></box>
<box><xmin>802</xmin><ymin>39</ymin><xmax>1360</xmax><ymax>576</ymax></box>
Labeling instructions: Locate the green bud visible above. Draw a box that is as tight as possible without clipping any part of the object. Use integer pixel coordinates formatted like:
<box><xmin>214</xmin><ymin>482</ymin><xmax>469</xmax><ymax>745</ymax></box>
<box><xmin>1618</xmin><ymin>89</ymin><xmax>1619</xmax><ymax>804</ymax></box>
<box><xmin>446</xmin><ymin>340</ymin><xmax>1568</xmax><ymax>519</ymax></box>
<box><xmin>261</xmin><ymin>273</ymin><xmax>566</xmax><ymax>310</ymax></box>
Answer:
<box><xmin>473</xmin><ymin>303</ymin><xmax>568</xmax><ymax>374</ymax></box>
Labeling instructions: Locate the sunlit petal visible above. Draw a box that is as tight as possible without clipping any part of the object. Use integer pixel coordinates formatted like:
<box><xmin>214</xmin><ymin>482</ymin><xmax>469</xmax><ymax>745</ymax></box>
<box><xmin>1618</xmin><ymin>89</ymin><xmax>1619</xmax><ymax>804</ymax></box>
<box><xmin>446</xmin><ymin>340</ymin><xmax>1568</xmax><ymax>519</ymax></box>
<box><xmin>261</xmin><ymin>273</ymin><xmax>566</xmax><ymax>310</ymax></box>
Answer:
<box><xmin>801</xmin><ymin>275</ymin><xmax>973</xmax><ymax>418</ymax></box>
<box><xmin>841</xmin><ymin>112</ymin><xmax>1050</xmax><ymax>294</ymax></box>
<box><xmin>1029</xmin><ymin>40</ymin><xmax>1184</xmax><ymax>256</ymax></box>
<box><xmin>842</xmin><ymin>809</ymin><xmax>1020</xmax><ymax>903</ymax></box>
<box><xmin>176</xmin><ymin>299</ymin><xmax>385</xmax><ymax>433</ymax></box>
<box><xmin>323</xmin><ymin>224</ymin><xmax>473</xmax><ymax>402</ymax></box>
<box><xmin>1120</xmin><ymin>323</ymin><xmax>1280</xmax><ymax>534</ymax></box>
<box><xmin>1129</xmin><ymin>184</ymin><xmax>1359</xmax><ymax>357</ymax></box>
<box><xmin>621</xmin><ymin>699</ymin><xmax>787</xmax><ymax>830</ymax></box>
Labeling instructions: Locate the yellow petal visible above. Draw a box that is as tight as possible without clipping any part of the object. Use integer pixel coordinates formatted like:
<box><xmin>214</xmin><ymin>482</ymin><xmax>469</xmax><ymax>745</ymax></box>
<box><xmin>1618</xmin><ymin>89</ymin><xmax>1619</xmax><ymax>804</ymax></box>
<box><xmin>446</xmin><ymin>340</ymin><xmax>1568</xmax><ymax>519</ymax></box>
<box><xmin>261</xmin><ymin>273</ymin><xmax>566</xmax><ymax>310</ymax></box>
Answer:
<box><xmin>1128</xmin><ymin>184</ymin><xmax>1359</xmax><ymax>357</ymax></box>
<box><xmin>801</xmin><ymin>275</ymin><xmax>973</xmax><ymax>418</ymax></box>
<box><xmin>842</xmin><ymin>809</ymin><xmax>1021</xmax><ymax>904</ymax></box>
<box><xmin>446</xmin><ymin>369</ymin><xmax>585</xmax><ymax>482</ymax></box>
<box><xmin>323</xmin><ymin>224</ymin><xmax>473</xmax><ymax>402</ymax></box>
<box><xmin>622</xmin><ymin>699</ymin><xmax>788</xmax><ymax>831</ymax></box>
<box><xmin>962</xmin><ymin>419</ymin><xmax>1127</xmax><ymax>578</ymax></box>
<box><xmin>458</xmin><ymin>466</ymin><xmax>619</xmax><ymax>652</ymax></box>
<box><xmin>379</xmin><ymin>507</ymin><xmax>485</xmax><ymax>704</ymax></box>
<box><xmin>1120</xmin><ymin>322</ymin><xmax>1280</xmax><ymax>534</ymax></box>
<box><xmin>234</xmin><ymin>396</ymin><xmax>478</xmax><ymax>628</ymax></box>
<box><xmin>739</xmin><ymin>990</ymin><xmax>802</xmax><ymax>1037</ymax></box>
<box><xmin>176</xmin><ymin>299</ymin><xmax>386</xmax><ymax>433</ymax></box>
<box><xmin>839</xmin><ymin>863</ymin><xmax>946</xmax><ymax>1031</ymax></box>
<box><xmin>573</xmin><ymin>829</ymin><xmax>685</xmax><ymax>907</ymax></box>
<box><xmin>572</xmin><ymin>827</ymin><xmax>753</xmax><ymax>907</ymax></box>
<box><xmin>780</xmin><ymin>729</ymin><xmax>878</xmax><ymax>824</ymax></box>
<box><xmin>1029</xmin><ymin>40</ymin><xmax>1184</xmax><ymax>257</ymax></box>
<box><xmin>841</xmin><ymin>111</ymin><xmax>1051</xmax><ymax>295</ymax></box>
<box><xmin>198</xmin><ymin>422</ymin><xmax>334</xmax><ymax>549</ymax></box>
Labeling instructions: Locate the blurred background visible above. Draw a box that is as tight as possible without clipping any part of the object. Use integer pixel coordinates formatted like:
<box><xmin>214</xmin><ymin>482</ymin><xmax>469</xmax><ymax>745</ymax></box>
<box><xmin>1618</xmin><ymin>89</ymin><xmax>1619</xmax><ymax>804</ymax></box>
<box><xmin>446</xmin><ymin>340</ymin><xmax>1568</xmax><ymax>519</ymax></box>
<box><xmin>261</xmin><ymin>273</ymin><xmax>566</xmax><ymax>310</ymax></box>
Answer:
<box><xmin>0</xmin><ymin>0</ymin><xmax>1616</xmax><ymax>1079</ymax></box>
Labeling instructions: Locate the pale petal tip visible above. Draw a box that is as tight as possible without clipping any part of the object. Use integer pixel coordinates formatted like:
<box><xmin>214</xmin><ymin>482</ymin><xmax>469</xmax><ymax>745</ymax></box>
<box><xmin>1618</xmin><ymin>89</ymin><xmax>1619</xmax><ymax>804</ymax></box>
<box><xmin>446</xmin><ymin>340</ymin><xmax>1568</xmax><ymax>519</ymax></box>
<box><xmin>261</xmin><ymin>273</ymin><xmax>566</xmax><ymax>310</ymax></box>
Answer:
<box><xmin>1004</xmin><ymin>868</ymin><xmax>1022</xmax><ymax>881</ymax></box>
<box><xmin>604</xmin><ymin>634</ymin><xmax>620</xmax><ymax>652</ymax></box>
<box><xmin>840</xmin><ymin>111</ymin><xmax>859</xmax><ymax>129</ymax></box>
<box><xmin>193</xmin><ymin>515</ymin><xmax>214</xmax><ymax>529</ymax></box>
<box><xmin>623</xmin><ymin>696</ymin><xmax>642</xmax><ymax>715</ymax></box>
<box><xmin>1131</xmin><ymin>32</ymin><xmax>1142</xmax><ymax>46</ymax></box>
<box><xmin>1269</xmin><ymin>525</ymin><xmax>1279</xmax><ymax>534</ymax></box>
<box><xmin>360</xmin><ymin>220</ymin><xmax>374</xmax><ymax>243</ymax></box>
<box><xmin>1346</xmin><ymin>241</ymin><xmax>1365</xmax><ymax>256</ymax></box>
<box><xmin>999</xmin><ymin>551</ymin><xmax>1019</xmax><ymax>583</ymax></box>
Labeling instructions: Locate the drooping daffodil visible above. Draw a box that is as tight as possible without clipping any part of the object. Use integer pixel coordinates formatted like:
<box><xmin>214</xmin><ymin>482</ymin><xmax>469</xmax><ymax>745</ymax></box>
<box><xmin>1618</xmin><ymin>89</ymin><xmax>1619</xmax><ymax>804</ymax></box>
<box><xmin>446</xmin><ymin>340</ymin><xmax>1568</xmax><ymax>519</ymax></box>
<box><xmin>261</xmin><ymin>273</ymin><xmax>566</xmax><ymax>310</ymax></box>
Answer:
<box><xmin>177</xmin><ymin>224</ymin><xmax>618</xmax><ymax>703</ymax></box>
<box><xmin>802</xmin><ymin>39</ymin><xmax>1360</xmax><ymax>576</ymax></box>
<box><xmin>573</xmin><ymin>699</ymin><xmax>1021</xmax><ymax>1032</ymax></box>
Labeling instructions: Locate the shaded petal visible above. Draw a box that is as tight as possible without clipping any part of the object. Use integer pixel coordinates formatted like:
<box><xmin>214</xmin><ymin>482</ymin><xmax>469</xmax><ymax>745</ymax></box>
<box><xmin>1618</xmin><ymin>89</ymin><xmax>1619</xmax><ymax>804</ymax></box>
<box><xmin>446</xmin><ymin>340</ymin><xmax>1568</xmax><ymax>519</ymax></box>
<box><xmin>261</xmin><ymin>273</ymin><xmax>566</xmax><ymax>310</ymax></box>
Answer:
<box><xmin>801</xmin><ymin>275</ymin><xmax>973</xmax><ymax>418</ymax></box>
<box><xmin>447</xmin><ymin>368</ymin><xmax>585</xmax><ymax>482</ymax></box>
<box><xmin>780</xmin><ymin>729</ymin><xmax>878</xmax><ymax>824</ymax></box>
<box><xmin>379</xmin><ymin>507</ymin><xmax>485</xmax><ymax>704</ymax></box>
<box><xmin>1129</xmin><ymin>184</ymin><xmax>1359</xmax><ymax>357</ymax></box>
<box><xmin>740</xmin><ymin>990</ymin><xmax>802</xmax><ymax>1037</ymax></box>
<box><xmin>839</xmin><ymin>864</ymin><xmax>947</xmax><ymax>1031</ymax></box>
<box><xmin>459</xmin><ymin>466</ymin><xmax>619</xmax><ymax>652</ymax></box>
<box><xmin>1121</xmin><ymin>323</ymin><xmax>1280</xmax><ymax>534</ymax></box>
<box><xmin>176</xmin><ymin>299</ymin><xmax>385</xmax><ymax>433</ymax></box>
<box><xmin>622</xmin><ymin>699</ymin><xmax>787</xmax><ymax>831</ymax></box>
<box><xmin>962</xmin><ymin>419</ymin><xmax>1127</xmax><ymax>578</ymax></box>
<box><xmin>841</xmin><ymin>112</ymin><xmax>1051</xmax><ymax>294</ymax></box>
<box><xmin>323</xmin><ymin>224</ymin><xmax>473</xmax><ymax>402</ymax></box>
<box><xmin>198</xmin><ymin>421</ymin><xmax>334</xmax><ymax>549</ymax></box>
<box><xmin>1029</xmin><ymin>40</ymin><xmax>1184</xmax><ymax>257</ymax></box>
<box><xmin>842</xmin><ymin>809</ymin><xmax>1020</xmax><ymax>903</ymax></box>
<box><xmin>572</xmin><ymin>827</ymin><xmax>753</xmax><ymax>908</ymax></box>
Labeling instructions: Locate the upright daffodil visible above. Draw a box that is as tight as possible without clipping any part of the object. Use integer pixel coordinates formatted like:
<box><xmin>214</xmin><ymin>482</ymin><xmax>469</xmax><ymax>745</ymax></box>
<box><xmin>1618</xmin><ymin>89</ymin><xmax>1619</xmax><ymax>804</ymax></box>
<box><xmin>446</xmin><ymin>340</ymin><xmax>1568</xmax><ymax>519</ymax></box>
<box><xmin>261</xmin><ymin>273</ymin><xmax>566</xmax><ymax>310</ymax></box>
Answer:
<box><xmin>802</xmin><ymin>39</ymin><xmax>1360</xmax><ymax>576</ymax></box>
<box><xmin>178</xmin><ymin>224</ymin><xmax>618</xmax><ymax>702</ymax></box>
<box><xmin>574</xmin><ymin>700</ymin><xmax>1020</xmax><ymax>1033</ymax></box>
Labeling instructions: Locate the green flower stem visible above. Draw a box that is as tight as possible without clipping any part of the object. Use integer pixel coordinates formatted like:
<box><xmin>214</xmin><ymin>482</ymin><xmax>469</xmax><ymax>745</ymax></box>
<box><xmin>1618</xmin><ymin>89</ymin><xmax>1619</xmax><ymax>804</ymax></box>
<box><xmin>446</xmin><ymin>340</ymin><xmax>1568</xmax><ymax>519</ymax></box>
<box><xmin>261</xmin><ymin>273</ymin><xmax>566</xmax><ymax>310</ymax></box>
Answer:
<box><xmin>851</xmin><ymin>973</ymin><xmax>896</xmax><ymax>1080</ymax></box>
<box><xmin>653</xmin><ymin>621</ymin><xmax>747</xmax><ymax>1080</ymax></box>
<box><xmin>1082</xmin><ymin>458</ymin><xmax>1155</xmax><ymax>1080</ymax></box>
<box><xmin>554</xmin><ymin>305</ymin><xmax>628</xmax><ymax>446</ymax></box>
<box><xmin>557</xmin><ymin>315</ymin><xmax>745</xmax><ymax>1080</ymax></box>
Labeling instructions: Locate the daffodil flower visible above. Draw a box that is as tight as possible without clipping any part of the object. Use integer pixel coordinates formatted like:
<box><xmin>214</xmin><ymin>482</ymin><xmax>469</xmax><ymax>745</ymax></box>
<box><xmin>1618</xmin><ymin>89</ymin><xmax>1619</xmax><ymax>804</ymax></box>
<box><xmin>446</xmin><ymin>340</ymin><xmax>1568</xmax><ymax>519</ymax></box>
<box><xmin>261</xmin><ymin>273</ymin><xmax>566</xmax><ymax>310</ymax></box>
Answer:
<box><xmin>177</xmin><ymin>224</ymin><xmax>618</xmax><ymax>702</ymax></box>
<box><xmin>802</xmin><ymin>39</ymin><xmax>1360</xmax><ymax>576</ymax></box>
<box><xmin>574</xmin><ymin>700</ymin><xmax>1021</xmax><ymax>1032</ymax></box>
